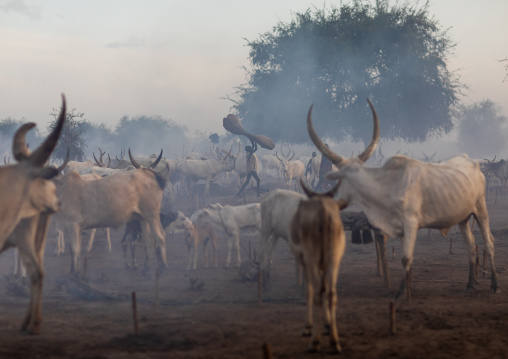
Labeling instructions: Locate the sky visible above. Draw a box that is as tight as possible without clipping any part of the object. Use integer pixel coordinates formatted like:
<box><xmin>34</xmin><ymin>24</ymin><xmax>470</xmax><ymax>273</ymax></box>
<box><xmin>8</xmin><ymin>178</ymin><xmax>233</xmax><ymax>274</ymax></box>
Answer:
<box><xmin>1</xmin><ymin>0</ymin><xmax>507</xmax><ymax>146</ymax></box>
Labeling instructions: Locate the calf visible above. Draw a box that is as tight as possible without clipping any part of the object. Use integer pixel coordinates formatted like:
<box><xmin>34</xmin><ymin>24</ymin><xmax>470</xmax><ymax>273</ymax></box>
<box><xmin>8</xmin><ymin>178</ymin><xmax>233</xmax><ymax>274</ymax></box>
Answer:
<box><xmin>290</xmin><ymin>180</ymin><xmax>347</xmax><ymax>353</ymax></box>
<box><xmin>190</xmin><ymin>203</ymin><xmax>261</xmax><ymax>268</ymax></box>
<box><xmin>182</xmin><ymin>220</ymin><xmax>218</xmax><ymax>270</ymax></box>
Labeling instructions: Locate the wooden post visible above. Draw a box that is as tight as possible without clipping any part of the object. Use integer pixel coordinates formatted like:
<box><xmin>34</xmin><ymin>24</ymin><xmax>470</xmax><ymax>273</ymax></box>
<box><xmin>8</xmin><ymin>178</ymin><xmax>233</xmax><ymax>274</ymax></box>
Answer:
<box><xmin>390</xmin><ymin>301</ymin><xmax>397</xmax><ymax>335</ymax></box>
<box><xmin>155</xmin><ymin>269</ymin><xmax>160</xmax><ymax>306</ymax></box>
<box><xmin>483</xmin><ymin>249</ymin><xmax>487</xmax><ymax>278</ymax></box>
<box><xmin>449</xmin><ymin>237</ymin><xmax>453</xmax><ymax>254</ymax></box>
<box><xmin>258</xmin><ymin>269</ymin><xmax>262</xmax><ymax>305</ymax></box>
<box><xmin>132</xmin><ymin>291</ymin><xmax>139</xmax><ymax>335</ymax></box>
<box><xmin>262</xmin><ymin>342</ymin><xmax>273</xmax><ymax>359</ymax></box>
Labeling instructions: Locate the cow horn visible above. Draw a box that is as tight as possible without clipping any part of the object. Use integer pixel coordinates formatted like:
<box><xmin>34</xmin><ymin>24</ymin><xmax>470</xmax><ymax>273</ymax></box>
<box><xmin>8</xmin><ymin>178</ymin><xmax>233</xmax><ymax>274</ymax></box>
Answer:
<box><xmin>93</xmin><ymin>152</ymin><xmax>102</xmax><ymax>167</ymax></box>
<box><xmin>288</xmin><ymin>150</ymin><xmax>295</xmax><ymax>161</ymax></box>
<box><xmin>128</xmin><ymin>148</ymin><xmax>141</xmax><ymax>169</ymax></box>
<box><xmin>356</xmin><ymin>98</ymin><xmax>380</xmax><ymax>164</ymax></box>
<box><xmin>12</xmin><ymin>123</ymin><xmax>36</xmax><ymax>162</ymax></box>
<box><xmin>307</xmin><ymin>105</ymin><xmax>345</xmax><ymax>166</ymax></box>
<box><xmin>56</xmin><ymin>148</ymin><xmax>70</xmax><ymax>173</ymax></box>
<box><xmin>149</xmin><ymin>149</ymin><xmax>163</xmax><ymax>169</ymax></box>
<box><xmin>28</xmin><ymin>94</ymin><xmax>67</xmax><ymax>166</ymax></box>
<box><xmin>107</xmin><ymin>154</ymin><xmax>111</xmax><ymax>167</ymax></box>
<box><xmin>275</xmin><ymin>151</ymin><xmax>282</xmax><ymax>162</ymax></box>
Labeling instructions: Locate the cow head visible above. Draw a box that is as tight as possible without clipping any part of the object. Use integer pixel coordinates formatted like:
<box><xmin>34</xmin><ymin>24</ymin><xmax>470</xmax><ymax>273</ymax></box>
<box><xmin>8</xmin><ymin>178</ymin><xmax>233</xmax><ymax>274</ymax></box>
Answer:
<box><xmin>6</xmin><ymin>95</ymin><xmax>67</xmax><ymax>218</ymax></box>
<box><xmin>307</xmin><ymin>98</ymin><xmax>379</xmax><ymax>202</ymax></box>
<box><xmin>275</xmin><ymin>145</ymin><xmax>295</xmax><ymax>182</ymax></box>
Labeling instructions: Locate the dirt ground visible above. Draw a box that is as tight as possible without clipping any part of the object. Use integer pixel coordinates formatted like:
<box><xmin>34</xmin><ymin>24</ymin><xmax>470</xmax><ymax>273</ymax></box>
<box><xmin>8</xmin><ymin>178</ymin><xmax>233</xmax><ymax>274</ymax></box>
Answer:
<box><xmin>1</xmin><ymin>178</ymin><xmax>508</xmax><ymax>359</ymax></box>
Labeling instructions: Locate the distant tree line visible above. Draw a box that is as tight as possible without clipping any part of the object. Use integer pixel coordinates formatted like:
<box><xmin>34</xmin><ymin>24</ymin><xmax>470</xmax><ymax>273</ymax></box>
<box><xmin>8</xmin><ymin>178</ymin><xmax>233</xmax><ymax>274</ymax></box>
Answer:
<box><xmin>0</xmin><ymin>110</ymin><xmax>187</xmax><ymax>163</ymax></box>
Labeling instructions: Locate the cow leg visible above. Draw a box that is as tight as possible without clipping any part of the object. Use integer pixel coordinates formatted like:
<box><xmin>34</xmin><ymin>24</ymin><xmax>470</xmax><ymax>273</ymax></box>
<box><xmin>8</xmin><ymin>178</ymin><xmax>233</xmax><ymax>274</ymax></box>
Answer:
<box><xmin>233</xmin><ymin>232</ymin><xmax>241</xmax><ymax>268</ymax></box>
<box><xmin>105</xmin><ymin>228</ymin><xmax>111</xmax><ymax>253</ymax></box>
<box><xmin>121</xmin><ymin>230</ymin><xmax>131</xmax><ymax>269</ymax></box>
<box><xmin>203</xmin><ymin>237</ymin><xmax>209</xmax><ymax>267</ymax></box>
<box><xmin>375</xmin><ymin>232</ymin><xmax>390</xmax><ymax>288</ymax></box>
<box><xmin>396</xmin><ymin>222</ymin><xmax>418</xmax><ymax>300</ymax></box>
<box><xmin>474</xmin><ymin>202</ymin><xmax>501</xmax><ymax>293</ymax></box>
<box><xmin>19</xmin><ymin>214</ymin><xmax>50</xmax><ymax>334</ymax></box>
<box><xmin>458</xmin><ymin>219</ymin><xmax>479</xmax><ymax>291</ymax></box>
<box><xmin>86</xmin><ymin>229</ymin><xmax>96</xmax><ymax>252</ymax></box>
<box><xmin>66</xmin><ymin>224</ymin><xmax>81</xmax><ymax>274</ymax></box>
<box><xmin>192</xmin><ymin>241</ymin><xmax>198</xmax><ymax>270</ymax></box>
<box><xmin>186</xmin><ymin>243</ymin><xmax>193</xmax><ymax>270</ymax></box>
<box><xmin>324</xmin><ymin>274</ymin><xmax>341</xmax><ymax>353</ymax></box>
<box><xmin>224</xmin><ymin>235</ymin><xmax>233</xmax><ymax>269</ymax></box>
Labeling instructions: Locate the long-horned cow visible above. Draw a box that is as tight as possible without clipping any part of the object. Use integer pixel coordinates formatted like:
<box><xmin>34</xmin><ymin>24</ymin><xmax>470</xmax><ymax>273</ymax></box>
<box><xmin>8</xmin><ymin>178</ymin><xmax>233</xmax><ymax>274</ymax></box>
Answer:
<box><xmin>307</xmin><ymin>99</ymin><xmax>500</xmax><ymax>299</ymax></box>
<box><xmin>0</xmin><ymin>94</ymin><xmax>66</xmax><ymax>334</ymax></box>
<box><xmin>54</xmin><ymin>149</ymin><xmax>168</xmax><ymax>275</ymax></box>
<box><xmin>290</xmin><ymin>180</ymin><xmax>347</xmax><ymax>353</ymax></box>
<box><xmin>276</xmin><ymin>147</ymin><xmax>305</xmax><ymax>188</ymax></box>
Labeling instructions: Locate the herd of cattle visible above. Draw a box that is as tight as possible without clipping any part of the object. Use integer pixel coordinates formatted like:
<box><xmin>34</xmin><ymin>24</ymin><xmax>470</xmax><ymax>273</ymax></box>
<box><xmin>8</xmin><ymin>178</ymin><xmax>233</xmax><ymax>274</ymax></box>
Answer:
<box><xmin>1</xmin><ymin>94</ymin><xmax>505</xmax><ymax>353</ymax></box>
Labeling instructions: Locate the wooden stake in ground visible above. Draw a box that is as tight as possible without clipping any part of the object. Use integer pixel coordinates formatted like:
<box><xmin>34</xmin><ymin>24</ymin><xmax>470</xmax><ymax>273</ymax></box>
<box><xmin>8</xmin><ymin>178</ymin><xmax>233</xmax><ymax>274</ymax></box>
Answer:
<box><xmin>132</xmin><ymin>291</ymin><xmax>139</xmax><ymax>335</ymax></box>
<box><xmin>262</xmin><ymin>342</ymin><xmax>273</xmax><ymax>359</ymax></box>
<box><xmin>449</xmin><ymin>237</ymin><xmax>453</xmax><ymax>255</ymax></box>
<box><xmin>258</xmin><ymin>269</ymin><xmax>262</xmax><ymax>305</ymax></box>
<box><xmin>390</xmin><ymin>301</ymin><xmax>397</xmax><ymax>335</ymax></box>
<box><xmin>155</xmin><ymin>269</ymin><xmax>160</xmax><ymax>306</ymax></box>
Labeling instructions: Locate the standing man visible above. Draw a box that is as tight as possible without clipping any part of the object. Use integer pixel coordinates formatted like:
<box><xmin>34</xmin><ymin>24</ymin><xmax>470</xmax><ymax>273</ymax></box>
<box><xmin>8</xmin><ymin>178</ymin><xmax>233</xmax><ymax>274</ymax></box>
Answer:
<box><xmin>237</xmin><ymin>140</ymin><xmax>261</xmax><ymax>197</ymax></box>
<box><xmin>314</xmin><ymin>144</ymin><xmax>333</xmax><ymax>191</ymax></box>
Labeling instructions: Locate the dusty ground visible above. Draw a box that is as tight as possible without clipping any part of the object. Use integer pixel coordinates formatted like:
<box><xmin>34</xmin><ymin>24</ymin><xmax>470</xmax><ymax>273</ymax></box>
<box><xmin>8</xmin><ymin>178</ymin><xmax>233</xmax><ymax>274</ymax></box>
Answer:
<box><xmin>1</xmin><ymin>179</ymin><xmax>508</xmax><ymax>359</ymax></box>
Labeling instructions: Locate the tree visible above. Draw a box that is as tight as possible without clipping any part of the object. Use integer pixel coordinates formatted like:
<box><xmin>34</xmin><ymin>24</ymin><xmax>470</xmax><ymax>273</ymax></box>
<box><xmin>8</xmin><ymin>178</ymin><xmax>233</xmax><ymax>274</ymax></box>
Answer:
<box><xmin>456</xmin><ymin>100</ymin><xmax>508</xmax><ymax>158</ymax></box>
<box><xmin>48</xmin><ymin>107</ymin><xmax>87</xmax><ymax>161</ymax></box>
<box><xmin>233</xmin><ymin>0</ymin><xmax>463</xmax><ymax>145</ymax></box>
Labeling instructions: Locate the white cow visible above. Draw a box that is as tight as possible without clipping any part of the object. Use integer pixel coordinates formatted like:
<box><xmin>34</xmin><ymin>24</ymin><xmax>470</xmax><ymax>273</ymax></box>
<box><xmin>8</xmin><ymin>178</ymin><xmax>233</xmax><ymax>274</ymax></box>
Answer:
<box><xmin>259</xmin><ymin>154</ymin><xmax>282</xmax><ymax>179</ymax></box>
<box><xmin>190</xmin><ymin>203</ymin><xmax>261</xmax><ymax>268</ymax></box>
<box><xmin>172</xmin><ymin>151</ymin><xmax>234</xmax><ymax>196</ymax></box>
<box><xmin>258</xmin><ymin>189</ymin><xmax>306</xmax><ymax>287</ymax></box>
<box><xmin>276</xmin><ymin>150</ymin><xmax>305</xmax><ymax>188</ymax></box>
<box><xmin>307</xmin><ymin>99</ymin><xmax>500</xmax><ymax>299</ymax></box>
<box><xmin>0</xmin><ymin>94</ymin><xmax>66</xmax><ymax>334</ymax></box>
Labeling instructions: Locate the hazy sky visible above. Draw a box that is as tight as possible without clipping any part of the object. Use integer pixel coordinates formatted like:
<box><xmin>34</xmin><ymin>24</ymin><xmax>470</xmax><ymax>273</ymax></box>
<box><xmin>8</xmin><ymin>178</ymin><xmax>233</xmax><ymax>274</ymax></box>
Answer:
<box><xmin>1</xmin><ymin>0</ymin><xmax>507</xmax><ymax>139</ymax></box>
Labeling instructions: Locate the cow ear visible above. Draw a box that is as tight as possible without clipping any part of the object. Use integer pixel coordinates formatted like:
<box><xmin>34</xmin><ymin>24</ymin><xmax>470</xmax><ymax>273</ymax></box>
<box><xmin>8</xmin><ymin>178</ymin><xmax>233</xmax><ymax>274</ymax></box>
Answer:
<box><xmin>33</xmin><ymin>167</ymin><xmax>60</xmax><ymax>180</ymax></box>
<box><xmin>337</xmin><ymin>199</ymin><xmax>348</xmax><ymax>210</ymax></box>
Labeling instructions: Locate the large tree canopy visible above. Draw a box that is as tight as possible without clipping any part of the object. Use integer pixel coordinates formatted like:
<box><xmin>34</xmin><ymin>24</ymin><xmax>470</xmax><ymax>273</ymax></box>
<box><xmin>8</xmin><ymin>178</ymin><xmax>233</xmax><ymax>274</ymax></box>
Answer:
<box><xmin>233</xmin><ymin>0</ymin><xmax>463</xmax><ymax>145</ymax></box>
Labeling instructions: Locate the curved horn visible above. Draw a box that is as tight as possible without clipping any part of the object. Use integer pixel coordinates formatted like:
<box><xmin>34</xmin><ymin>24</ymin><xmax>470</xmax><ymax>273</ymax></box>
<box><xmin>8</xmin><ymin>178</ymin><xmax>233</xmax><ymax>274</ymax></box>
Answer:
<box><xmin>275</xmin><ymin>151</ymin><xmax>283</xmax><ymax>162</ymax></box>
<box><xmin>356</xmin><ymin>98</ymin><xmax>380</xmax><ymax>164</ymax></box>
<box><xmin>56</xmin><ymin>148</ymin><xmax>70</xmax><ymax>173</ymax></box>
<box><xmin>98</xmin><ymin>147</ymin><xmax>105</xmax><ymax>164</ymax></box>
<box><xmin>29</xmin><ymin>94</ymin><xmax>67</xmax><ymax>166</ymax></box>
<box><xmin>307</xmin><ymin>105</ymin><xmax>345</xmax><ymax>166</ymax></box>
<box><xmin>107</xmin><ymin>154</ymin><xmax>111</xmax><ymax>167</ymax></box>
<box><xmin>149</xmin><ymin>149</ymin><xmax>163</xmax><ymax>169</ymax></box>
<box><xmin>93</xmin><ymin>152</ymin><xmax>101</xmax><ymax>166</ymax></box>
<box><xmin>288</xmin><ymin>150</ymin><xmax>295</xmax><ymax>161</ymax></box>
<box><xmin>128</xmin><ymin>148</ymin><xmax>141</xmax><ymax>169</ymax></box>
<box><xmin>12</xmin><ymin>123</ymin><xmax>36</xmax><ymax>162</ymax></box>
<box><xmin>492</xmin><ymin>155</ymin><xmax>497</xmax><ymax>163</ymax></box>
